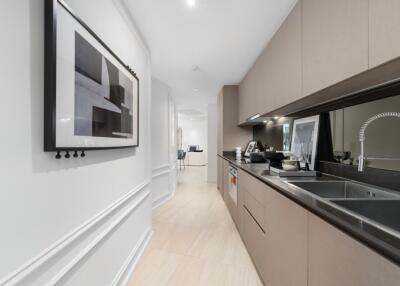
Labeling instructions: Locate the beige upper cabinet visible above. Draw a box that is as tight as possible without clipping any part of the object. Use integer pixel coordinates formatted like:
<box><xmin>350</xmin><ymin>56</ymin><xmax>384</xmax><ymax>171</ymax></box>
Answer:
<box><xmin>308</xmin><ymin>214</ymin><xmax>400</xmax><ymax>286</ymax></box>
<box><xmin>369</xmin><ymin>0</ymin><xmax>400</xmax><ymax>68</ymax></box>
<box><xmin>238</xmin><ymin>64</ymin><xmax>264</xmax><ymax>124</ymax></box>
<box><xmin>218</xmin><ymin>86</ymin><xmax>252</xmax><ymax>150</ymax></box>
<box><xmin>302</xmin><ymin>0</ymin><xmax>369</xmax><ymax>96</ymax></box>
<box><xmin>238</xmin><ymin>2</ymin><xmax>301</xmax><ymax>121</ymax></box>
<box><xmin>264</xmin><ymin>187</ymin><xmax>308</xmax><ymax>286</ymax></box>
<box><xmin>260</xmin><ymin>2</ymin><xmax>302</xmax><ymax>112</ymax></box>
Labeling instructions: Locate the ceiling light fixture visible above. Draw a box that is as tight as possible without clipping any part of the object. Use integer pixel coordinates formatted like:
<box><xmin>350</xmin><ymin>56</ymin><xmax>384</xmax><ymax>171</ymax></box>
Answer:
<box><xmin>187</xmin><ymin>0</ymin><xmax>196</xmax><ymax>7</ymax></box>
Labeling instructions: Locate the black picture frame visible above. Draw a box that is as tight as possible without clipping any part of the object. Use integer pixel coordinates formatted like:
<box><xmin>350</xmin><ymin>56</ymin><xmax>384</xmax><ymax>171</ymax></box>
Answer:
<box><xmin>44</xmin><ymin>0</ymin><xmax>139</xmax><ymax>153</ymax></box>
<box><xmin>244</xmin><ymin>140</ymin><xmax>257</xmax><ymax>157</ymax></box>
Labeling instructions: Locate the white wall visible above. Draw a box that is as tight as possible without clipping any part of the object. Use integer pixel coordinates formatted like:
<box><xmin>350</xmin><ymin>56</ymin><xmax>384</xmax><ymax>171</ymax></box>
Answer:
<box><xmin>178</xmin><ymin>118</ymin><xmax>208</xmax><ymax>151</ymax></box>
<box><xmin>151</xmin><ymin>78</ymin><xmax>177</xmax><ymax>208</ymax></box>
<box><xmin>0</xmin><ymin>1</ymin><xmax>152</xmax><ymax>285</ymax></box>
<box><xmin>207</xmin><ymin>104</ymin><xmax>218</xmax><ymax>182</ymax></box>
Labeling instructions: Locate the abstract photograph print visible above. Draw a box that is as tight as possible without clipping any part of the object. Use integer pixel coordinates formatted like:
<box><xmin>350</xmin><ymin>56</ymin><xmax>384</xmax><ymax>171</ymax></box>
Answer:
<box><xmin>74</xmin><ymin>32</ymin><xmax>134</xmax><ymax>139</ymax></box>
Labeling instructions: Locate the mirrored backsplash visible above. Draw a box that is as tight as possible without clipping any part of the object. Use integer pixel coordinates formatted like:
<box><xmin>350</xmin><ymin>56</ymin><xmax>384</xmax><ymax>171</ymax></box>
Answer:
<box><xmin>253</xmin><ymin>94</ymin><xmax>400</xmax><ymax>173</ymax></box>
<box><xmin>253</xmin><ymin>117</ymin><xmax>293</xmax><ymax>151</ymax></box>
<box><xmin>329</xmin><ymin>94</ymin><xmax>400</xmax><ymax>172</ymax></box>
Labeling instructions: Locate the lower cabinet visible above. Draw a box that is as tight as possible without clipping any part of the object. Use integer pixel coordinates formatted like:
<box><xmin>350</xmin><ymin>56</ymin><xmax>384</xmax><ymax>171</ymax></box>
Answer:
<box><xmin>264</xmin><ymin>186</ymin><xmax>308</xmax><ymax>286</ymax></box>
<box><xmin>222</xmin><ymin>159</ymin><xmax>229</xmax><ymax>199</ymax></box>
<box><xmin>219</xmin><ymin>159</ymin><xmax>400</xmax><ymax>286</ymax></box>
<box><xmin>242</xmin><ymin>205</ymin><xmax>267</xmax><ymax>281</ymax></box>
<box><xmin>239</xmin><ymin>169</ymin><xmax>267</xmax><ymax>281</ymax></box>
<box><xmin>238</xmin><ymin>168</ymin><xmax>308</xmax><ymax>285</ymax></box>
<box><xmin>308</xmin><ymin>214</ymin><xmax>400</xmax><ymax>286</ymax></box>
<box><xmin>223</xmin><ymin>160</ymin><xmax>241</xmax><ymax>230</ymax></box>
<box><xmin>217</xmin><ymin>157</ymin><xmax>223</xmax><ymax>195</ymax></box>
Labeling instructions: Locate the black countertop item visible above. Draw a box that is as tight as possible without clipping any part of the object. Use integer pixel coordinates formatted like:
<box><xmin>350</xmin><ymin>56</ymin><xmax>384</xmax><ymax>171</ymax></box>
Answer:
<box><xmin>219</xmin><ymin>153</ymin><xmax>400</xmax><ymax>267</ymax></box>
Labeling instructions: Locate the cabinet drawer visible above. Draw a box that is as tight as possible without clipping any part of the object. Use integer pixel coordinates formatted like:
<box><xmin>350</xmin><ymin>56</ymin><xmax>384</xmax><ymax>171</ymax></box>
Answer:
<box><xmin>238</xmin><ymin>170</ymin><xmax>266</xmax><ymax>206</ymax></box>
<box><xmin>243</xmin><ymin>205</ymin><xmax>266</xmax><ymax>282</ymax></box>
<box><xmin>226</xmin><ymin>189</ymin><xmax>239</xmax><ymax>228</ymax></box>
<box><xmin>244</xmin><ymin>191</ymin><xmax>266</xmax><ymax>232</ymax></box>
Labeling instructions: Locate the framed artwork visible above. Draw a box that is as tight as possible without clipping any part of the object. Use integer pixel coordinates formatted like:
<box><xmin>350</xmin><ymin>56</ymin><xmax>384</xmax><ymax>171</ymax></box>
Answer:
<box><xmin>290</xmin><ymin>115</ymin><xmax>320</xmax><ymax>170</ymax></box>
<box><xmin>44</xmin><ymin>0</ymin><xmax>139</xmax><ymax>153</ymax></box>
<box><xmin>244</xmin><ymin>141</ymin><xmax>257</xmax><ymax>157</ymax></box>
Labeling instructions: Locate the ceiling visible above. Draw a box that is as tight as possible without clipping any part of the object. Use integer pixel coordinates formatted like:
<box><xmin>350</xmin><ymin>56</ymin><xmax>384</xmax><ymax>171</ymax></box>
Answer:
<box><xmin>122</xmin><ymin>0</ymin><xmax>298</xmax><ymax>110</ymax></box>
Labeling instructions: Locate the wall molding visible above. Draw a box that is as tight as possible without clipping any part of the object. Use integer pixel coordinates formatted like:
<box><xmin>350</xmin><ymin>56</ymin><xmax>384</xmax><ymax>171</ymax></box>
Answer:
<box><xmin>45</xmin><ymin>191</ymin><xmax>151</xmax><ymax>285</ymax></box>
<box><xmin>110</xmin><ymin>227</ymin><xmax>153</xmax><ymax>286</ymax></box>
<box><xmin>152</xmin><ymin>169</ymin><xmax>170</xmax><ymax>179</ymax></box>
<box><xmin>152</xmin><ymin>164</ymin><xmax>170</xmax><ymax>175</ymax></box>
<box><xmin>0</xmin><ymin>180</ymin><xmax>150</xmax><ymax>286</ymax></box>
<box><xmin>152</xmin><ymin>192</ymin><xmax>174</xmax><ymax>209</ymax></box>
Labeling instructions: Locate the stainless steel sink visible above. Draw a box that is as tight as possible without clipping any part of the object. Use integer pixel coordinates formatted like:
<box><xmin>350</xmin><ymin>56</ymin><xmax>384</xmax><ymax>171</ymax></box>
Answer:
<box><xmin>333</xmin><ymin>200</ymin><xmax>400</xmax><ymax>233</ymax></box>
<box><xmin>287</xmin><ymin>181</ymin><xmax>399</xmax><ymax>199</ymax></box>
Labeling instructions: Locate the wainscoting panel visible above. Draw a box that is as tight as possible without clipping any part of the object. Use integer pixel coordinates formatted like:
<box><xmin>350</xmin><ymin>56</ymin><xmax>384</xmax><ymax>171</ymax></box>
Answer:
<box><xmin>0</xmin><ymin>181</ymin><xmax>151</xmax><ymax>286</ymax></box>
<box><xmin>151</xmin><ymin>165</ymin><xmax>174</xmax><ymax>209</ymax></box>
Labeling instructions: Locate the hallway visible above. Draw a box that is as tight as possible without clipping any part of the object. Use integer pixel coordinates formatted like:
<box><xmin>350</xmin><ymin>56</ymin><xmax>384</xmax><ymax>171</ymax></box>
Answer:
<box><xmin>127</xmin><ymin>166</ymin><xmax>262</xmax><ymax>286</ymax></box>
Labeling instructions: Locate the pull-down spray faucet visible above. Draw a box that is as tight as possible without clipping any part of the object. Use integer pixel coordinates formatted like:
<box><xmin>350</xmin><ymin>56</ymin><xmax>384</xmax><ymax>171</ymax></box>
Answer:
<box><xmin>358</xmin><ymin>112</ymin><xmax>400</xmax><ymax>172</ymax></box>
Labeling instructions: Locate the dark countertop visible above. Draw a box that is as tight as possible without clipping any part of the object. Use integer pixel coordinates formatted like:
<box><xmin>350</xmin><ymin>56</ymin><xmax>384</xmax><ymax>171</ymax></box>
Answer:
<box><xmin>219</xmin><ymin>153</ymin><xmax>400</xmax><ymax>266</ymax></box>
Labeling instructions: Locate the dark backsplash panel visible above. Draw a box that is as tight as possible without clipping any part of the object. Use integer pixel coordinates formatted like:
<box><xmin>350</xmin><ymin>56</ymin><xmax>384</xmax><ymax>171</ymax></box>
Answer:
<box><xmin>253</xmin><ymin>125</ymin><xmax>283</xmax><ymax>149</ymax></box>
<box><xmin>320</xmin><ymin>161</ymin><xmax>400</xmax><ymax>192</ymax></box>
<box><xmin>253</xmin><ymin>117</ymin><xmax>293</xmax><ymax>150</ymax></box>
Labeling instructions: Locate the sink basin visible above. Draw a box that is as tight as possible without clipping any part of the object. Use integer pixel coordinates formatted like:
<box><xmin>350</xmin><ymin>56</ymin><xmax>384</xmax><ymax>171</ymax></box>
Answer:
<box><xmin>333</xmin><ymin>200</ymin><xmax>400</xmax><ymax>233</ymax></box>
<box><xmin>287</xmin><ymin>181</ymin><xmax>399</xmax><ymax>199</ymax></box>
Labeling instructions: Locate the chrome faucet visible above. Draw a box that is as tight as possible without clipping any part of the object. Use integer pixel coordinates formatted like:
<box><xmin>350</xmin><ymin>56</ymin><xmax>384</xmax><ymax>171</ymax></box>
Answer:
<box><xmin>358</xmin><ymin>112</ymin><xmax>400</xmax><ymax>172</ymax></box>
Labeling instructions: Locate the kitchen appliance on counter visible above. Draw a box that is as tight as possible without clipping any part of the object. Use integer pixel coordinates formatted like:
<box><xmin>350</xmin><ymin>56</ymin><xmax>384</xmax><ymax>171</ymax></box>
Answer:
<box><xmin>264</xmin><ymin>151</ymin><xmax>285</xmax><ymax>168</ymax></box>
<box><xmin>249</xmin><ymin>152</ymin><xmax>267</xmax><ymax>163</ymax></box>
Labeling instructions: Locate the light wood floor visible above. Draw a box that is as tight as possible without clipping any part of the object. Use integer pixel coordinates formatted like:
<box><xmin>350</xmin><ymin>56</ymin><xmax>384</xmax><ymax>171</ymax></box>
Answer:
<box><xmin>127</xmin><ymin>166</ymin><xmax>263</xmax><ymax>286</ymax></box>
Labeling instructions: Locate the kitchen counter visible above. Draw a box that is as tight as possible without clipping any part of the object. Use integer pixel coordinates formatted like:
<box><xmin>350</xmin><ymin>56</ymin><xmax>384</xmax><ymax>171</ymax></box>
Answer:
<box><xmin>219</xmin><ymin>153</ymin><xmax>400</xmax><ymax>266</ymax></box>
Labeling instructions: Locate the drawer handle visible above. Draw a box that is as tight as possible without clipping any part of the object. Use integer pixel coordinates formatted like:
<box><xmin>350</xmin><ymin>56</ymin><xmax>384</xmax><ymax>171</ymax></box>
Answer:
<box><xmin>244</xmin><ymin>205</ymin><xmax>266</xmax><ymax>234</ymax></box>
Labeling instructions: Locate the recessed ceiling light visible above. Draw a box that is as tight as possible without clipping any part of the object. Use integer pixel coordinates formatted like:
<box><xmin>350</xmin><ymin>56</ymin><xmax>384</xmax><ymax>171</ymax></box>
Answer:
<box><xmin>187</xmin><ymin>0</ymin><xmax>196</xmax><ymax>7</ymax></box>
<box><xmin>274</xmin><ymin>116</ymin><xmax>280</xmax><ymax>120</ymax></box>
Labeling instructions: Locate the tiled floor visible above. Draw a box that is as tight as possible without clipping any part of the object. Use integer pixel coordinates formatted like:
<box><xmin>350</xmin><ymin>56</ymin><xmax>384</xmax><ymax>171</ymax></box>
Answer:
<box><xmin>127</xmin><ymin>166</ymin><xmax>262</xmax><ymax>286</ymax></box>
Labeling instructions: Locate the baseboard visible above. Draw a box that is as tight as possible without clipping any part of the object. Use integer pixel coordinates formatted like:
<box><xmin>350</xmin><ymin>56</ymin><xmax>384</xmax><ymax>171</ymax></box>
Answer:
<box><xmin>111</xmin><ymin>227</ymin><xmax>153</xmax><ymax>286</ymax></box>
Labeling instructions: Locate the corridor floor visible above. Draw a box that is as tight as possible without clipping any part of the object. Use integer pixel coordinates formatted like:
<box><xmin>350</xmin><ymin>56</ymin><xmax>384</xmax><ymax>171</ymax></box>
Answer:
<box><xmin>127</xmin><ymin>166</ymin><xmax>262</xmax><ymax>286</ymax></box>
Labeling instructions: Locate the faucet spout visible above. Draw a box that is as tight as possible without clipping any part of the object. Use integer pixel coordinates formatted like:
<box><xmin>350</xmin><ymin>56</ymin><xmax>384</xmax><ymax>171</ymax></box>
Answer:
<box><xmin>358</xmin><ymin>112</ymin><xmax>400</xmax><ymax>172</ymax></box>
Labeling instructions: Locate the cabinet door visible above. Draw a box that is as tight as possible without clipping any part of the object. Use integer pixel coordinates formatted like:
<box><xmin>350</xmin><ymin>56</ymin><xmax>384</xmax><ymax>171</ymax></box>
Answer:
<box><xmin>222</xmin><ymin>159</ymin><xmax>230</xmax><ymax>199</ymax></box>
<box><xmin>223</xmin><ymin>161</ymin><xmax>239</xmax><ymax>227</ymax></box>
<box><xmin>264</xmin><ymin>187</ymin><xmax>308</xmax><ymax>286</ymax></box>
<box><xmin>369</xmin><ymin>0</ymin><xmax>400</xmax><ymax>68</ymax></box>
<box><xmin>242</xmin><ymin>205</ymin><xmax>267</xmax><ymax>283</ymax></box>
<box><xmin>217</xmin><ymin>157</ymin><xmax>223</xmax><ymax>195</ymax></box>
<box><xmin>261</xmin><ymin>2</ymin><xmax>302</xmax><ymax>111</ymax></box>
<box><xmin>302</xmin><ymin>0</ymin><xmax>368</xmax><ymax>96</ymax></box>
<box><xmin>308</xmin><ymin>214</ymin><xmax>400</xmax><ymax>286</ymax></box>
<box><xmin>238</xmin><ymin>81</ymin><xmax>261</xmax><ymax>125</ymax></box>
